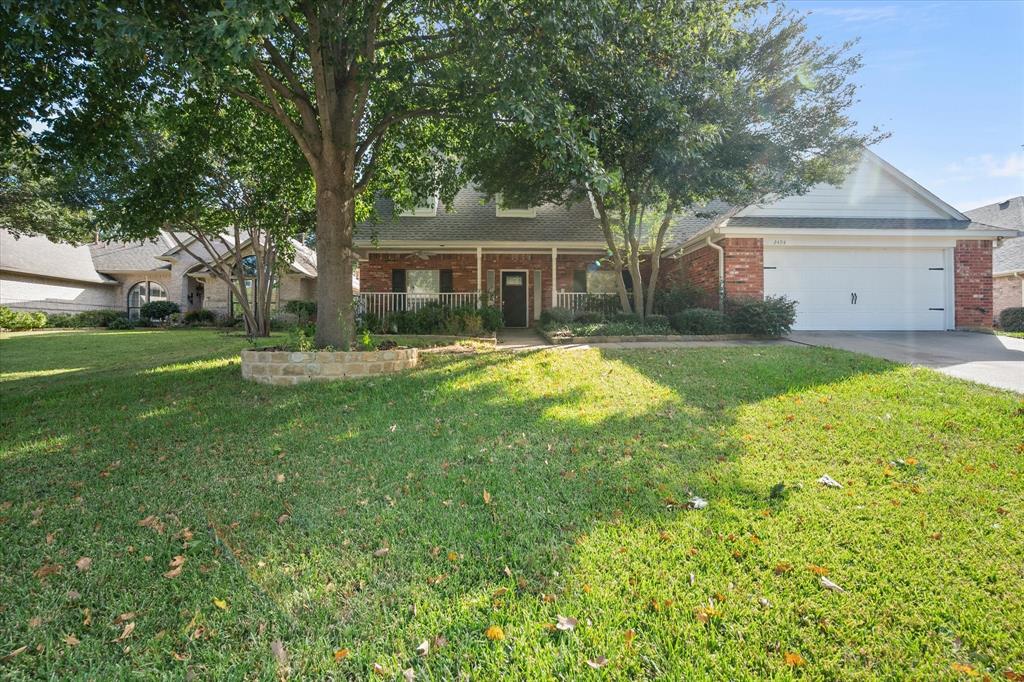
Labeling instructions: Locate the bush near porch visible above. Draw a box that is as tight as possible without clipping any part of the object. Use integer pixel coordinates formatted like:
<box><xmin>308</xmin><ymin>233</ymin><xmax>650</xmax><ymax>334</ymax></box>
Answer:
<box><xmin>0</xmin><ymin>330</ymin><xmax>1021</xmax><ymax>679</ymax></box>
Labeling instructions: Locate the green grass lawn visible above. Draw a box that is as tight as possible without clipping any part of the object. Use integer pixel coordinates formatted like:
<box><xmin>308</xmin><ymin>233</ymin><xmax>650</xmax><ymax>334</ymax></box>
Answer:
<box><xmin>1</xmin><ymin>330</ymin><xmax>1021</xmax><ymax>679</ymax></box>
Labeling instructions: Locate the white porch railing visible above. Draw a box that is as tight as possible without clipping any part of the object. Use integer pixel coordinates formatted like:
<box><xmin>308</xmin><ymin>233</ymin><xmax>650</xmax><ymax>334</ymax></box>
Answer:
<box><xmin>555</xmin><ymin>292</ymin><xmax>618</xmax><ymax>313</ymax></box>
<box><xmin>356</xmin><ymin>292</ymin><xmax>481</xmax><ymax>322</ymax></box>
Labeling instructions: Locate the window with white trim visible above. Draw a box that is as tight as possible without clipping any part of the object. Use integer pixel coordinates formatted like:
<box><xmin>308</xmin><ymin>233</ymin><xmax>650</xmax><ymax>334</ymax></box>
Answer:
<box><xmin>406</xmin><ymin>269</ymin><xmax>441</xmax><ymax>294</ymax></box>
<box><xmin>586</xmin><ymin>270</ymin><xmax>619</xmax><ymax>294</ymax></box>
<box><xmin>127</xmin><ymin>281</ymin><xmax>168</xmax><ymax>320</ymax></box>
<box><xmin>495</xmin><ymin>194</ymin><xmax>536</xmax><ymax>218</ymax></box>
<box><xmin>399</xmin><ymin>197</ymin><xmax>438</xmax><ymax>217</ymax></box>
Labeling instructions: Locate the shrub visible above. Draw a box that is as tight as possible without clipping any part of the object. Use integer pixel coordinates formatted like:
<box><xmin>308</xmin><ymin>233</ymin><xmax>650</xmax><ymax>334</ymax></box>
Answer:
<box><xmin>46</xmin><ymin>313</ymin><xmax>76</xmax><ymax>328</ymax></box>
<box><xmin>140</xmin><ymin>300</ymin><xmax>180</xmax><ymax>320</ymax></box>
<box><xmin>539</xmin><ymin>307</ymin><xmax>573</xmax><ymax>328</ymax></box>
<box><xmin>671</xmin><ymin>308</ymin><xmax>728</xmax><ymax>335</ymax></box>
<box><xmin>218</xmin><ymin>314</ymin><xmax>243</xmax><ymax>328</ymax></box>
<box><xmin>284</xmin><ymin>299</ymin><xmax>316</xmax><ymax>322</ymax></box>
<box><xmin>478</xmin><ymin>305</ymin><xmax>503</xmax><ymax>332</ymax></box>
<box><xmin>609</xmin><ymin>312</ymin><xmax>643</xmax><ymax>324</ymax></box>
<box><xmin>643</xmin><ymin>315</ymin><xmax>672</xmax><ymax>334</ymax></box>
<box><xmin>0</xmin><ymin>306</ymin><xmax>47</xmax><ymax>331</ymax></box>
<box><xmin>727</xmin><ymin>296</ymin><xmax>797</xmax><ymax>337</ymax></box>
<box><xmin>999</xmin><ymin>306</ymin><xmax>1024</xmax><ymax>332</ymax></box>
<box><xmin>107</xmin><ymin>317</ymin><xmax>135</xmax><ymax>330</ymax></box>
<box><xmin>654</xmin><ymin>283</ymin><xmax>714</xmax><ymax>315</ymax></box>
<box><xmin>74</xmin><ymin>309</ymin><xmax>125</xmax><ymax>328</ymax></box>
<box><xmin>183</xmin><ymin>309</ymin><xmax>216</xmax><ymax>325</ymax></box>
<box><xmin>572</xmin><ymin>310</ymin><xmax>605</xmax><ymax>324</ymax></box>
<box><xmin>357</xmin><ymin>311</ymin><xmax>385</xmax><ymax>334</ymax></box>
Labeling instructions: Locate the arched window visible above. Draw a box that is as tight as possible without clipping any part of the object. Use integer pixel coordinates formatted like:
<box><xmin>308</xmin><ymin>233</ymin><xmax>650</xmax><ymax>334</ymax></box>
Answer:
<box><xmin>127</xmin><ymin>281</ymin><xmax>168</xmax><ymax>320</ymax></box>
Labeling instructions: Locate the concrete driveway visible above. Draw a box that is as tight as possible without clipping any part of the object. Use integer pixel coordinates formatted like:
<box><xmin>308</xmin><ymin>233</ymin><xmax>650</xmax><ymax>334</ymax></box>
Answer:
<box><xmin>789</xmin><ymin>331</ymin><xmax>1024</xmax><ymax>393</ymax></box>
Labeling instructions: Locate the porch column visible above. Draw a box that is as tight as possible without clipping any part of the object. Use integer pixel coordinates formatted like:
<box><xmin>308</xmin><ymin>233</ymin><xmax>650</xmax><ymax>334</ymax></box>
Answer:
<box><xmin>551</xmin><ymin>247</ymin><xmax>558</xmax><ymax>308</ymax></box>
<box><xmin>476</xmin><ymin>246</ymin><xmax>482</xmax><ymax>308</ymax></box>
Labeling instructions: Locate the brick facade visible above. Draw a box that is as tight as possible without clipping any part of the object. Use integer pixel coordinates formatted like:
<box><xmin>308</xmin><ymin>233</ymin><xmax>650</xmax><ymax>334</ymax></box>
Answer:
<box><xmin>993</xmin><ymin>275</ymin><xmax>1023</xmax><ymax>323</ymax></box>
<box><xmin>663</xmin><ymin>238</ymin><xmax>765</xmax><ymax>305</ymax></box>
<box><xmin>360</xmin><ymin>251</ymin><xmax>599</xmax><ymax>325</ymax></box>
<box><xmin>953</xmin><ymin>240</ymin><xmax>993</xmax><ymax>329</ymax></box>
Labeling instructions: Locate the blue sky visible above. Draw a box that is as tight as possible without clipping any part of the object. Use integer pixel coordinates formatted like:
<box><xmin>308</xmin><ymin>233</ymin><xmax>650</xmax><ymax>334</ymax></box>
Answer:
<box><xmin>791</xmin><ymin>0</ymin><xmax>1024</xmax><ymax>211</ymax></box>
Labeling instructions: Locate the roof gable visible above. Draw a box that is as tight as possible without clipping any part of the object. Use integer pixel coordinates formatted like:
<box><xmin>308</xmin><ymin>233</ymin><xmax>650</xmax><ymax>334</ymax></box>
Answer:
<box><xmin>736</xmin><ymin>148</ymin><xmax>965</xmax><ymax>221</ymax></box>
<box><xmin>0</xmin><ymin>229</ymin><xmax>115</xmax><ymax>284</ymax></box>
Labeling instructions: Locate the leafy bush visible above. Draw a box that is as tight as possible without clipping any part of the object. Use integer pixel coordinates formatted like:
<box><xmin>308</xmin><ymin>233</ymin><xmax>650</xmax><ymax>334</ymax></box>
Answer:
<box><xmin>218</xmin><ymin>315</ymin><xmax>243</xmax><ymax>328</ymax></box>
<box><xmin>386</xmin><ymin>303</ymin><xmax>494</xmax><ymax>336</ymax></box>
<box><xmin>645</xmin><ymin>314</ymin><xmax>670</xmax><ymax>329</ymax></box>
<box><xmin>654</xmin><ymin>283</ymin><xmax>714</xmax><ymax>315</ymax></box>
<box><xmin>670</xmin><ymin>308</ymin><xmax>728</xmax><ymax>335</ymax></box>
<box><xmin>609</xmin><ymin>312</ymin><xmax>643</xmax><ymax>324</ymax></box>
<box><xmin>999</xmin><ymin>307</ymin><xmax>1024</xmax><ymax>332</ymax></box>
<box><xmin>0</xmin><ymin>306</ymin><xmax>47</xmax><ymax>331</ymax></box>
<box><xmin>140</xmin><ymin>300</ymin><xmax>180</xmax><ymax>320</ymax></box>
<box><xmin>727</xmin><ymin>296</ymin><xmax>797</xmax><ymax>337</ymax></box>
<box><xmin>107</xmin><ymin>317</ymin><xmax>135</xmax><ymax>330</ymax></box>
<box><xmin>72</xmin><ymin>309</ymin><xmax>125</xmax><ymax>328</ymax></box>
<box><xmin>46</xmin><ymin>313</ymin><xmax>76</xmax><ymax>328</ymax></box>
<box><xmin>539</xmin><ymin>307</ymin><xmax>574</xmax><ymax>328</ymax></box>
<box><xmin>572</xmin><ymin>310</ymin><xmax>605</xmax><ymax>324</ymax></box>
<box><xmin>478</xmin><ymin>305</ymin><xmax>503</xmax><ymax>332</ymax></box>
<box><xmin>357</xmin><ymin>311</ymin><xmax>385</xmax><ymax>334</ymax></box>
<box><xmin>284</xmin><ymin>299</ymin><xmax>316</xmax><ymax>322</ymax></box>
<box><xmin>183</xmin><ymin>309</ymin><xmax>216</xmax><ymax>325</ymax></box>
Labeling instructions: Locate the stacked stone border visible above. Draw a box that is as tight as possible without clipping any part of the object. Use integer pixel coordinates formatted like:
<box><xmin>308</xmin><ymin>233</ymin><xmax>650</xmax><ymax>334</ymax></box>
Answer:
<box><xmin>241</xmin><ymin>348</ymin><xmax>418</xmax><ymax>385</ymax></box>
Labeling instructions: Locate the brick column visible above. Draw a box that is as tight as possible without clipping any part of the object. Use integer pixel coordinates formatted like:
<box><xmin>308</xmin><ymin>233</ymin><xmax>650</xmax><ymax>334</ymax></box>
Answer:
<box><xmin>954</xmin><ymin>240</ymin><xmax>993</xmax><ymax>329</ymax></box>
<box><xmin>722</xmin><ymin>238</ymin><xmax>764</xmax><ymax>300</ymax></box>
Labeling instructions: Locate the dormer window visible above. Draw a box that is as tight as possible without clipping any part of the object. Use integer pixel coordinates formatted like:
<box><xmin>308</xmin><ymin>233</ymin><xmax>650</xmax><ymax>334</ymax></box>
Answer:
<box><xmin>399</xmin><ymin>196</ymin><xmax>438</xmax><ymax>217</ymax></box>
<box><xmin>495</xmin><ymin>194</ymin><xmax>536</xmax><ymax>218</ymax></box>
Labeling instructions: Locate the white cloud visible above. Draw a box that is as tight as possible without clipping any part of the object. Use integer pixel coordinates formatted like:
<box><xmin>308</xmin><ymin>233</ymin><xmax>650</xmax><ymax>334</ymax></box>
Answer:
<box><xmin>943</xmin><ymin>152</ymin><xmax>1024</xmax><ymax>182</ymax></box>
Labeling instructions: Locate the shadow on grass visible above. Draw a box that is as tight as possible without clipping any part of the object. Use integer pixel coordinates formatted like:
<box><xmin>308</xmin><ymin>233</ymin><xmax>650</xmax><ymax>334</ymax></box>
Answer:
<box><xmin>0</xmin><ymin>342</ymin><xmax>896</xmax><ymax>677</ymax></box>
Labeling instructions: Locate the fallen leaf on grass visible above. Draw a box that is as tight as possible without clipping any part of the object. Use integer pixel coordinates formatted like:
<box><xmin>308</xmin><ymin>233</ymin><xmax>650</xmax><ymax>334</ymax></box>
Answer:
<box><xmin>807</xmin><ymin>564</ymin><xmax>829</xmax><ymax>576</ymax></box>
<box><xmin>951</xmin><ymin>662</ymin><xmax>978</xmax><ymax>676</ymax></box>
<box><xmin>63</xmin><ymin>634</ymin><xmax>80</xmax><ymax>647</ymax></box>
<box><xmin>75</xmin><ymin>557</ymin><xmax>92</xmax><ymax>572</ymax></box>
<box><xmin>483</xmin><ymin>489</ymin><xmax>492</xmax><ymax>505</ymax></box>
<box><xmin>373</xmin><ymin>547</ymin><xmax>390</xmax><ymax>558</ymax></box>
<box><xmin>1003</xmin><ymin>670</ymin><xmax>1024</xmax><ymax>681</ymax></box>
<box><xmin>112</xmin><ymin>621</ymin><xmax>135</xmax><ymax>642</ymax></box>
<box><xmin>270</xmin><ymin>639</ymin><xmax>288</xmax><ymax>669</ymax></box>
<box><xmin>212</xmin><ymin>598</ymin><xmax>228</xmax><ymax>610</ymax></box>
<box><xmin>137</xmin><ymin>515</ymin><xmax>165</xmax><ymax>534</ymax></box>
<box><xmin>784</xmin><ymin>652</ymin><xmax>806</xmax><ymax>667</ymax></box>
<box><xmin>624</xmin><ymin>629</ymin><xmax>636</xmax><ymax>647</ymax></box>
<box><xmin>817</xmin><ymin>475</ymin><xmax>843</xmax><ymax>489</ymax></box>
<box><xmin>416</xmin><ymin>639</ymin><xmax>430</xmax><ymax>657</ymax></box>
<box><xmin>403</xmin><ymin>668</ymin><xmax>415</xmax><ymax>681</ymax></box>
<box><xmin>163</xmin><ymin>555</ymin><xmax>186</xmax><ymax>579</ymax></box>
<box><xmin>587</xmin><ymin>655</ymin><xmax>608</xmax><ymax>669</ymax></box>
<box><xmin>820</xmin><ymin>576</ymin><xmax>845</xmax><ymax>592</ymax></box>
<box><xmin>1</xmin><ymin>646</ymin><xmax>28</xmax><ymax>662</ymax></box>
<box><xmin>694</xmin><ymin>606</ymin><xmax>720</xmax><ymax>623</ymax></box>
<box><xmin>372</xmin><ymin>662</ymin><xmax>387</xmax><ymax>676</ymax></box>
<box><xmin>275</xmin><ymin>473</ymin><xmax>285</xmax><ymax>483</ymax></box>
<box><xmin>276</xmin><ymin>513</ymin><xmax>290</xmax><ymax>525</ymax></box>
<box><xmin>112</xmin><ymin>612</ymin><xmax>135</xmax><ymax>625</ymax></box>
<box><xmin>485</xmin><ymin>625</ymin><xmax>505</xmax><ymax>641</ymax></box>
<box><xmin>34</xmin><ymin>563</ymin><xmax>61</xmax><ymax>579</ymax></box>
<box><xmin>775</xmin><ymin>562</ymin><xmax>793</xmax><ymax>575</ymax></box>
<box><xmin>555</xmin><ymin>615</ymin><xmax>577</xmax><ymax>632</ymax></box>
<box><xmin>333</xmin><ymin>647</ymin><xmax>349</xmax><ymax>662</ymax></box>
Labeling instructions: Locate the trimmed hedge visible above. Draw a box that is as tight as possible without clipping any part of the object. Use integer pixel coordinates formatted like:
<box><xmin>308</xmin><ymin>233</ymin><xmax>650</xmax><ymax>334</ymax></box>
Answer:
<box><xmin>183</xmin><ymin>309</ymin><xmax>216</xmax><ymax>325</ymax></box>
<box><xmin>999</xmin><ymin>306</ymin><xmax>1024</xmax><ymax>332</ymax></box>
<box><xmin>727</xmin><ymin>296</ymin><xmax>797</xmax><ymax>337</ymax></box>
<box><xmin>140</xmin><ymin>300</ymin><xmax>180</xmax><ymax>320</ymax></box>
<box><xmin>0</xmin><ymin>306</ymin><xmax>47</xmax><ymax>331</ymax></box>
<box><xmin>46</xmin><ymin>309</ymin><xmax>125</xmax><ymax>328</ymax></box>
<box><xmin>670</xmin><ymin>308</ymin><xmax>728</xmax><ymax>335</ymax></box>
<box><xmin>375</xmin><ymin>302</ymin><xmax>502</xmax><ymax>335</ymax></box>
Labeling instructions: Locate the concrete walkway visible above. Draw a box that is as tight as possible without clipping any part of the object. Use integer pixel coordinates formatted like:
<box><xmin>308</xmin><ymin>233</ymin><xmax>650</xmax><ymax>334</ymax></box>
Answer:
<box><xmin>789</xmin><ymin>331</ymin><xmax>1024</xmax><ymax>393</ymax></box>
<box><xmin>495</xmin><ymin>328</ymin><xmax>550</xmax><ymax>350</ymax></box>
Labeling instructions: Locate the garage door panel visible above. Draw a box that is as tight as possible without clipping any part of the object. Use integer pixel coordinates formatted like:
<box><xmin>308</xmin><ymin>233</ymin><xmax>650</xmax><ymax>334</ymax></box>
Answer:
<box><xmin>763</xmin><ymin>247</ymin><xmax>948</xmax><ymax>331</ymax></box>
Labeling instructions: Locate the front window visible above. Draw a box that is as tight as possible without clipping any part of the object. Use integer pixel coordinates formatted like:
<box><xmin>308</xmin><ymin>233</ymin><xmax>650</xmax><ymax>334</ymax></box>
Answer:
<box><xmin>406</xmin><ymin>269</ymin><xmax>440</xmax><ymax>294</ymax></box>
<box><xmin>495</xmin><ymin>194</ymin><xmax>536</xmax><ymax>218</ymax></box>
<box><xmin>586</xmin><ymin>270</ymin><xmax>619</xmax><ymax>294</ymax></box>
<box><xmin>127</xmin><ymin>281</ymin><xmax>168</xmax><ymax>320</ymax></box>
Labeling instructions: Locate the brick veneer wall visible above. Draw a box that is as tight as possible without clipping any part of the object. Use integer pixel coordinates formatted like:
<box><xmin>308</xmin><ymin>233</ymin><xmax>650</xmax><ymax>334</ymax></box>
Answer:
<box><xmin>666</xmin><ymin>238</ymin><xmax>765</xmax><ymax>304</ymax></box>
<box><xmin>954</xmin><ymin>240</ymin><xmax>993</xmax><ymax>328</ymax></box>
<box><xmin>993</xmin><ymin>275</ymin><xmax>1022</xmax><ymax>322</ymax></box>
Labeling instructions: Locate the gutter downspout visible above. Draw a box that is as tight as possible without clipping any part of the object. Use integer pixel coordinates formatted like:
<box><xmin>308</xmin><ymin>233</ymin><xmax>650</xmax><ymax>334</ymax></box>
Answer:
<box><xmin>706</xmin><ymin>235</ymin><xmax>725</xmax><ymax>311</ymax></box>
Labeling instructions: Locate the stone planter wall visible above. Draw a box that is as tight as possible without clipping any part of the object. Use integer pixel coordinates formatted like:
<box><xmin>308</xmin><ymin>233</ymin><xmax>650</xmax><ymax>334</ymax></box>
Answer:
<box><xmin>241</xmin><ymin>348</ymin><xmax>418</xmax><ymax>385</ymax></box>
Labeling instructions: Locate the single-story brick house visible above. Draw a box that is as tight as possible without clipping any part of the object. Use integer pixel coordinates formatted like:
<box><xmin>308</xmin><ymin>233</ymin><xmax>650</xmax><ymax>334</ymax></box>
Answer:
<box><xmin>964</xmin><ymin>196</ymin><xmax>1024</xmax><ymax>322</ymax></box>
<box><xmin>355</xmin><ymin>149</ymin><xmax>1019</xmax><ymax>330</ymax></box>
<box><xmin>0</xmin><ymin>229</ymin><xmax>317</xmax><ymax>319</ymax></box>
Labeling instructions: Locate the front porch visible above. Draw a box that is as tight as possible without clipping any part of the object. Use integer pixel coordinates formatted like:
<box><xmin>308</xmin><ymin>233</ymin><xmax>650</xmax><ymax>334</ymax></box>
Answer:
<box><xmin>355</xmin><ymin>249</ymin><xmax>619</xmax><ymax>327</ymax></box>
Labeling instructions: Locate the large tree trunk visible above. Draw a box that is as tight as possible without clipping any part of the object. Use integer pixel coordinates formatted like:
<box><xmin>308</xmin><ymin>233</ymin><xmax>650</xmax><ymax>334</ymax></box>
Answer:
<box><xmin>644</xmin><ymin>208</ymin><xmax>674</xmax><ymax>317</ymax></box>
<box><xmin>314</xmin><ymin>165</ymin><xmax>356</xmax><ymax>350</ymax></box>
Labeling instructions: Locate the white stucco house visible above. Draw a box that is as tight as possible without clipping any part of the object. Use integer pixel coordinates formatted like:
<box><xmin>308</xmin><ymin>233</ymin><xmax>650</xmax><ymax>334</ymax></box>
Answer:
<box><xmin>0</xmin><ymin>229</ymin><xmax>317</xmax><ymax>319</ymax></box>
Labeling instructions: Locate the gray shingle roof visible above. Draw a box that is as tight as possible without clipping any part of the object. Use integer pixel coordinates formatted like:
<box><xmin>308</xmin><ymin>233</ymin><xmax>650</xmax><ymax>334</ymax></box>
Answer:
<box><xmin>724</xmin><ymin>217</ymin><xmax>984</xmax><ymax>230</ymax></box>
<box><xmin>965</xmin><ymin>197</ymin><xmax>1024</xmax><ymax>274</ymax></box>
<box><xmin>355</xmin><ymin>188</ymin><xmax>604</xmax><ymax>244</ymax></box>
<box><xmin>90</xmin><ymin>235</ymin><xmax>173</xmax><ymax>272</ymax></box>
<box><xmin>0</xmin><ymin>229</ymin><xmax>116</xmax><ymax>284</ymax></box>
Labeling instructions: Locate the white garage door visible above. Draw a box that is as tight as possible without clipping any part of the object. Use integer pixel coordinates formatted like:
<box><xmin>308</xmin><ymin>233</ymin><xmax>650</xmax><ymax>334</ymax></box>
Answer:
<box><xmin>763</xmin><ymin>247</ymin><xmax>948</xmax><ymax>331</ymax></box>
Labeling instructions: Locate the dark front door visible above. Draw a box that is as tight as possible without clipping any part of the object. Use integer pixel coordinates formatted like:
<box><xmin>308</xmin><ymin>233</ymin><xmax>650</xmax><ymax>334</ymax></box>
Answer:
<box><xmin>501</xmin><ymin>271</ymin><xmax>527</xmax><ymax>327</ymax></box>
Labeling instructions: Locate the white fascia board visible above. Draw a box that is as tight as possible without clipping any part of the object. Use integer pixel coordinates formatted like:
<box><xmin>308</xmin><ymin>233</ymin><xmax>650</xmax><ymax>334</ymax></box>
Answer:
<box><xmin>718</xmin><ymin>226</ymin><xmax>1017</xmax><ymax>239</ymax></box>
<box><xmin>354</xmin><ymin>240</ymin><xmax>607</xmax><ymax>251</ymax></box>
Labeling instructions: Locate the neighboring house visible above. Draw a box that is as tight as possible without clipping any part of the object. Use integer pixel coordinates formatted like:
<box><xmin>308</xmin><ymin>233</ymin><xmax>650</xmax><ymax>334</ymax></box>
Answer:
<box><xmin>354</xmin><ymin>148</ymin><xmax>1017</xmax><ymax>330</ymax></box>
<box><xmin>0</xmin><ymin>229</ymin><xmax>317</xmax><ymax>319</ymax></box>
<box><xmin>964</xmin><ymin>196</ymin><xmax>1024</xmax><ymax>321</ymax></box>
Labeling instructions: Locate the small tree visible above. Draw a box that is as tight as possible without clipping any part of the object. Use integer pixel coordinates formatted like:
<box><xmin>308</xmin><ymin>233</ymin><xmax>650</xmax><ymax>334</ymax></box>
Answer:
<box><xmin>468</xmin><ymin>0</ymin><xmax>884</xmax><ymax>316</ymax></box>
